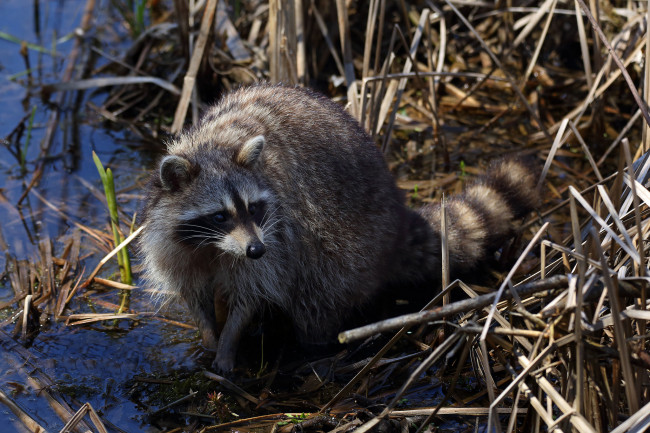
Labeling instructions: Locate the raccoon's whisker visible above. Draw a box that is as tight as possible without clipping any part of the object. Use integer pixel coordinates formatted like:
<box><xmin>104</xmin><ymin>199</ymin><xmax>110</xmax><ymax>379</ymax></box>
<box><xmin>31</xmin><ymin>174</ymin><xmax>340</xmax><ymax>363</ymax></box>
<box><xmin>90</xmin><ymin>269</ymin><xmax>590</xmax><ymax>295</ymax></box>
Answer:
<box><xmin>261</xmin><ymin>218</ymin><xmax>284</xmax><ymax>236</ymax></box>
<box><xmin>177</xmin><ymin>232</ymin><xmax>215</xmax><ymax>240</ymax></box>
<box><xmin>179</xmin><ymin>232</ymin><xmax>226</xmax><ymax>245</ymax></box>
<box><xmin>211</xmin><ymin>249</ymin><xmax>229</xmax><ymax>264</ymax></box>
<box><xmin>263</xmin><ymin>216</ymin><xmax>283</xmax><ymax>228</ymax></box>
<box><xmin>231</xmin><ymin>256</ymin><xmax>241</xmax><ymax>269</ymax></box>
<box><xmin>261</xmin><ymin>212</ymin><xmax>282</xmax><ymax>226</ymax></box>
<box><xmin>260</xmin><ymin>212</ymin><xmax>283</xmax><ymax>229</ymax></box>
<box><xmin>259</xmin><ymin>208</ymin><xmax>276</xmax><ymax>226</ymax></box>
<box><xmin>179</xmin><ymin>222</ymin><xmax>227</xmax><ymax>231</ymax></box>
<box><xmin>261</xmin><ymin>207</ymin><xmax>281</xmax><ymax>225</ymax></box>
<box><xmin>192</xmin><ymin>240</ymin><xmax>213</xmax><ymax>253</ymax></box>
<box><xmin>197</xmin><ymin>235</ymin><xmax>227</xmax><ymax>250</ymax></box>
<box><xmin>178</xmin><ymin>234</ymin><xmax>223</xmax><ymax>246</ymax></box>
<box><xmin>177</xmin><ymin>224</ymin><xmax>227</xmax><ymax>237</ymax></box>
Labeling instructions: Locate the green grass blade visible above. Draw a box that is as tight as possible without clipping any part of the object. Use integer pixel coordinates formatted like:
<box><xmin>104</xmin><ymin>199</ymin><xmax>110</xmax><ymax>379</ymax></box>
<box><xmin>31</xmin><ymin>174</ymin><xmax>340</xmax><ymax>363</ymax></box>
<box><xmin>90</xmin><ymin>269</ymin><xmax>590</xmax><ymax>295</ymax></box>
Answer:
<box><xmin>92</xmin><ymin>153</ymin><xmax>134</xmax><ymax>314</ymax></box>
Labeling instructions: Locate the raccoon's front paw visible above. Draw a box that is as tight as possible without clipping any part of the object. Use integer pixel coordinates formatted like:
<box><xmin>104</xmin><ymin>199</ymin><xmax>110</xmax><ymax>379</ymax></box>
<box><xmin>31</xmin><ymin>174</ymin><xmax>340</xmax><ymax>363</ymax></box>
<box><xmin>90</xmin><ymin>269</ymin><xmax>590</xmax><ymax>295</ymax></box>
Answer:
<box><xmin>211</xmin><ymin>352</ymin><xmax>235</xmax><ymax>373</ymax></box>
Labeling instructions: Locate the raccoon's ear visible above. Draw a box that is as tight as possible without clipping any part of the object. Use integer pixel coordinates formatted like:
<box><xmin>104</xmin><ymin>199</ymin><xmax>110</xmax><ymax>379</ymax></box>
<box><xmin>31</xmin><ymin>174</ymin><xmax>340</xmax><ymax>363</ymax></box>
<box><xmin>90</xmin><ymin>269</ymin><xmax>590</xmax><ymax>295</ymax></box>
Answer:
<box><xmin>236</xmin><ymin>135</ymin><xmax>265</xmax><ymax>167</ymax></box>
<box><xmin>159</xmin><ymin>155</ymin><xmax>193</xmax><ymax>192</ymax></box>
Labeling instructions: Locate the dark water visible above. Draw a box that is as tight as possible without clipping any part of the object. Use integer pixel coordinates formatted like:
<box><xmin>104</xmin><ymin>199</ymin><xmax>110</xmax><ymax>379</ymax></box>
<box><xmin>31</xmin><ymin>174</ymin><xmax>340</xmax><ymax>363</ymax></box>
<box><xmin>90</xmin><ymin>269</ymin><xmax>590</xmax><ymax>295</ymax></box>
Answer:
<box><xmin>0</xmin><ymin>1</ymin><xmax>205</xmax><ymax>431</ymax></box>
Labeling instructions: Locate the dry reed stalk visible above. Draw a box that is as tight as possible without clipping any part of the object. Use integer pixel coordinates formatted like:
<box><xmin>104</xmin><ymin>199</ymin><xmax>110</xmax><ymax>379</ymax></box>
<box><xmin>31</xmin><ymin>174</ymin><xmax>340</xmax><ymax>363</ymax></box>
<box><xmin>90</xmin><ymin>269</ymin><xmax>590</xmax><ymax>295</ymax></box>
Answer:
<box><xmin>78</xmin><ymin>226</ymin><xmax>144</xmax><ymax>290</ymax></box>
<box><xmin>411</xmin><ymin>331</ymin><xmax>472</xmax><ymax>433</ymax></box>
<box><xmin>571</xmin><ymin>194</ymin><xmax>586</xmax><ymax>420</ymax></box>
<box><xmin>310</xmin><ymin>0</ymin><xmax>344</xmax><ymax>78</ymax></box>
<box><xmin>0</xmin><ymin>389</ymin><xmax>48</xmax><ymax>433</ymax></box>
<box><xmin>352</xmin><ymin>332</ymin><xmax>463</xmax><ymax>433</ymax></box>
<box><xmin>440</xmin><ymin>195</ymin><xmax>449</xmax><ymax>304</ymax></box>
<box><xmin>269</xmin><ymin>0</ymin><xmax>298</xmax><ymax>84</ymax></box>
<box><xmin>575</xmin><ymin>0</ymin><xmax>650</xmax><ymax>128</ymax></box>
<box><xmin>93</xmin><ymin>277</ymin><xmax>137</xmax><ymax>290</ymax></box>
<box><xmin>521</xmin><ymin>0</ymin><xmax>558</xmax><ymax>86</ymax></box>
<box><xmin>530</xmin><ymin>17</ymin><xmax>646</xmax><ymax>142</ymax></box>
<box><xmin>574</xmin><ymin>0</ymin><xmax>593</xmax><ymax>89</ymax></box>
<box><xmin>60</xmin><ymin>403</ymin><xmax>108</xmax><ymax>433</ymax></box>
<box><xmin>30</xmin><ymin>189</ymin><xmax>112</xmax><ymax>251</ymax></box>
<box><xmin>322</xmin><ymin>280</ymin><xmax>456</xmax><ymax>411</ymax></box>
<box><xmin>204</xmin><ymin>372</ymin><xmax>260</xmax><ymax>404</ymax></box>
<box><xmin>334</xmin><ymin>0</ymin><xmax>354</xmax><ymax>88</ymax></box>
<box><xmin>294</xmin><ymin>0</ymin><xmax>305</xmax><ymax>83</ymax></box>
<box><xmin>171</xmin><ymin>0</ymin><xmax>218</xmax><ymax>133</ymax></box>
<box><xmin>66</xmin><ymin>313</ymin><xmax>140</xmax><ymax>326</ymax></box>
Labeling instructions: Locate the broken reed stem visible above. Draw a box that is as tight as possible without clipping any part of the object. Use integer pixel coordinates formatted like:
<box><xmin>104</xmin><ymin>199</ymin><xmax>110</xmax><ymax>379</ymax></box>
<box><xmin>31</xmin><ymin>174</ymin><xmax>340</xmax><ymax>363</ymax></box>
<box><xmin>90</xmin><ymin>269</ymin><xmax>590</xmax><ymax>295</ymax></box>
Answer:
<box><xmin>60</xmin><ymin>402</ymin><xmax>108</xmax><ymax>433</ymax></box>
<box><xmin>338</xmin><ymin>275</ymin><xmax>567</xmax><ymax>343</ymax></box>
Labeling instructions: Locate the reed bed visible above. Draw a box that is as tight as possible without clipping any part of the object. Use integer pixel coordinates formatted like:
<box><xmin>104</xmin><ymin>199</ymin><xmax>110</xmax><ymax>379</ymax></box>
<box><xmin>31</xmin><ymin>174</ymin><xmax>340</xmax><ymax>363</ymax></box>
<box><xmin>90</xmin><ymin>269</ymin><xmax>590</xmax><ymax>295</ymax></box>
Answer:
<box><xmin>2</xmin><ymin>0</ymin><xmax>650</xmax><ymax>432</ymax></box>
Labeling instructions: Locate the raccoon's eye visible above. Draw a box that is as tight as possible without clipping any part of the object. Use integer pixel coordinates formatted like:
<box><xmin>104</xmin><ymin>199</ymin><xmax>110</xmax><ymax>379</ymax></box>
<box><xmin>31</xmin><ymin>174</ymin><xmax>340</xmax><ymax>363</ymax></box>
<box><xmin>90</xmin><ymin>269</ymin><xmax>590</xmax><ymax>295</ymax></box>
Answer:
<box><xmin>248</xmin><ymin>203</ymin><xmax>258</xmax><ymax>215</ymax></box>
<box><xmin>213</xmin><ymin>212</ymin><xmax>228</xmax><ymax>223</ymax></box>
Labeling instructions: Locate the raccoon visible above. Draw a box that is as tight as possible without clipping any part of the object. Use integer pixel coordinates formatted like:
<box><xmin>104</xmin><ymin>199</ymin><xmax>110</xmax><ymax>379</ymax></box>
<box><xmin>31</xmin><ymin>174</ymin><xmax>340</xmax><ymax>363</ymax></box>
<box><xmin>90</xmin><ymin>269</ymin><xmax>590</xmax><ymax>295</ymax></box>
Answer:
<box><xmin>139</xmin><ymin>83</ymin><xmax>540</xmax><ymax>372</ymax></box>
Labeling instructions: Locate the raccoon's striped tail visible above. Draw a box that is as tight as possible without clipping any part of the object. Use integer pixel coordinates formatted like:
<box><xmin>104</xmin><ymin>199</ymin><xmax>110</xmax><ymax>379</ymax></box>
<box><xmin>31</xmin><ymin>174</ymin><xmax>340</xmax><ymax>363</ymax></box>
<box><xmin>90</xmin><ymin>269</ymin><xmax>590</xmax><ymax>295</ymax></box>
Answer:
<box><xmin>418</xmin><ymin>157</ymin><xmax>541</xmax><ymax>272</ymax></box>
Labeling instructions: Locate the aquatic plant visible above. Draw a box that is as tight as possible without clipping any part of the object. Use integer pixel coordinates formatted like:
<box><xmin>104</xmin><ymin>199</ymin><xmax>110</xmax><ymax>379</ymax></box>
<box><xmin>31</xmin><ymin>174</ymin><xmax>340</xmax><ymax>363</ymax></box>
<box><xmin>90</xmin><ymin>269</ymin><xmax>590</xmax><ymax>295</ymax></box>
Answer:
<box><xmin>92</xmin><ymin>151</ymin><xmax>133</xmax><ymax>313</ymax></box>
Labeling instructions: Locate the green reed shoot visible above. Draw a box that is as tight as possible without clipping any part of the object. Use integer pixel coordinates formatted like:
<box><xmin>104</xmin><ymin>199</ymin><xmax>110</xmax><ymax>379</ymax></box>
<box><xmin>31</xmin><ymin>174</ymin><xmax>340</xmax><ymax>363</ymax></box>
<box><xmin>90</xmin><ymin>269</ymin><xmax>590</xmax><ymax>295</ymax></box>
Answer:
<box><xmin>134</xmin><ymin>0</ymin><xmax>146</xmax><ymax>35</ymax></box>
<box><xmin>115</xmin><ymin>0</ymin><xmax>148</xmax><ymax>37</ymax></box>
<box><xmin>92</xmin><ymin>151</ymin><xmax>133</xmax><ymax>313</ymax></box>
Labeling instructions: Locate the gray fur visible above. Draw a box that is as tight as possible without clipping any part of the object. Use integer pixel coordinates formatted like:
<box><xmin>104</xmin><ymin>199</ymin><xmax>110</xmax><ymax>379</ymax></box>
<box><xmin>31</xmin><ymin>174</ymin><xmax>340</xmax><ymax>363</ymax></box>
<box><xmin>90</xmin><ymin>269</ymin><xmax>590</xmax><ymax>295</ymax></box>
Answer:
<box><xmin>139</xmin><ymin>84</ymin><xmax>540</xmax><ymax>372</ymax></box>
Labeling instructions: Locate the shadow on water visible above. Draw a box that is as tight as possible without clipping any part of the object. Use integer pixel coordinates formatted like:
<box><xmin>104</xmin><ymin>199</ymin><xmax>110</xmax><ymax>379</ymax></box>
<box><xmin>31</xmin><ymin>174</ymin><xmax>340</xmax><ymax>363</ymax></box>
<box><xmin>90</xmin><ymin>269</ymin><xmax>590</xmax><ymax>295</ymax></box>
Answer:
<box><xmin>0</xmin><ymin>1</ymin><xmax>212</xmax><ymax>431</ymax></box>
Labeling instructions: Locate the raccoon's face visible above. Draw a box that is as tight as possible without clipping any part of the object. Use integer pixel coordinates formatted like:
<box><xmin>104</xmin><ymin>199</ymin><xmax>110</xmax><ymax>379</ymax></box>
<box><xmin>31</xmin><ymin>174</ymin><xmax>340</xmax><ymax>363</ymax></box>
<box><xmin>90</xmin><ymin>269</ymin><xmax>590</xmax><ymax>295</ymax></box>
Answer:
<box><xmin>155</xmin><ymin>135</ymin><xmax>276</xmax><ymax>260</ymax></box>
<box><xmin>175</xmin><ymin>183</ymin><xmax>272</xmax><ymax>259</ymax></box>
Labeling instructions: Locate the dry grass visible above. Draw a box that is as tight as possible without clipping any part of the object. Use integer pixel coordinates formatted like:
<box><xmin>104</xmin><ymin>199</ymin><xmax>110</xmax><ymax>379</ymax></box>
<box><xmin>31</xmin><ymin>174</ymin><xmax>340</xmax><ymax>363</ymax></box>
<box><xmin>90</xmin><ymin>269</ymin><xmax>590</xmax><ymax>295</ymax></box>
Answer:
<box><xmin>3</xmin><ymin>0</ymin><xmax>650</xmax><ymax>432</ymax></box>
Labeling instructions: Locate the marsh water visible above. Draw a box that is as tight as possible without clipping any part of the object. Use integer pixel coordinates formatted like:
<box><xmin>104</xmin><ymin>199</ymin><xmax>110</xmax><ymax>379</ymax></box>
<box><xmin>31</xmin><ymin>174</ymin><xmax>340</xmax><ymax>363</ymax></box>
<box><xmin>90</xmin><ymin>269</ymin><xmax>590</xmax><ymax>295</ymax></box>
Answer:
<box><xmin>0</xmin><ymin>1</ymin><xmax>212</xmax><ymax>431</ymax></box>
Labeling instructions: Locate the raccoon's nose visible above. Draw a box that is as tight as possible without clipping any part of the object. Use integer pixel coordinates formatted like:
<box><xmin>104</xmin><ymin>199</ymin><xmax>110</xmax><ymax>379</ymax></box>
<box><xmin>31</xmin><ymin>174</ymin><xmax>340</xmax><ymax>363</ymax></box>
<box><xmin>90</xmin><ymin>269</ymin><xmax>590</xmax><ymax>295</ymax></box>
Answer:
<box><xmin>246</xmin><ymin>242</ymin><xmax>266</xmax><ymax>259</ymax></box>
